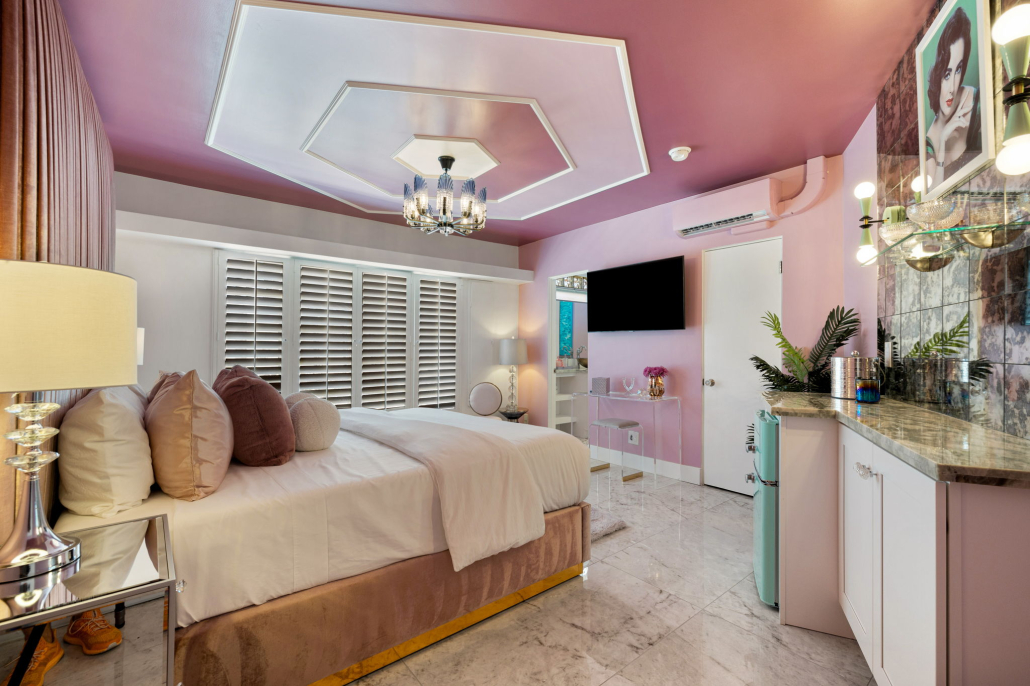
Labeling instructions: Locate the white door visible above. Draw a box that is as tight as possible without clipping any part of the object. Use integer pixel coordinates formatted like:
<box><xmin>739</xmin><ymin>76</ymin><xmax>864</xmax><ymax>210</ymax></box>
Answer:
<box><xmin>702</xmin><ymin>238</ymin><xmax>782</xmax><ymax>494</ymax></box>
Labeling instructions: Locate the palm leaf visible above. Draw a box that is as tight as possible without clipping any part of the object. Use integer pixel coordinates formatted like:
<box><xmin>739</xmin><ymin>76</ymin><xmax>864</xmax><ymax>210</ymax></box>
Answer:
<box><xmin>969</xmin><ymin>357</ymin><xmax>994</xmax><ymax>385</ymax></box>
<box><xmin>760</xmin><ymin>312</ymin><xmax>810</xmax><ymax>382</ymax></box>
<box><xmin>749</xmin><ymin>355</ymin><xmax>807</xmax><ymax>392</ymax></box>
<box><xmin>808</xmin><ymin>306</ymin><xmax>861</xmax><ymax>372</ymax></box>
<box><xmin>908</xmin><ymin>314</ymin><xmax>970</xmax><ymax>357</ymax></box>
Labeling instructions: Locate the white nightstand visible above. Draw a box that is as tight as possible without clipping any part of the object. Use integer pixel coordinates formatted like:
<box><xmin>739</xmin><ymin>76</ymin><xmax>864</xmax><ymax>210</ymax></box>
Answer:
<box><xmin>0</xmin><ymin>514</ymin><xmax>176</xmax><ymax>686</ymax></box>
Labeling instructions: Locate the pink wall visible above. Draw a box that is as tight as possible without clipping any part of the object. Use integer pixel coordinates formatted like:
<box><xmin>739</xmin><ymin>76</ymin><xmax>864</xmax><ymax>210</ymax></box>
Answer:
<box><xmin>841</xmin><ymin>107</ymin><xmax>879</xmax><ymax>355</ymax></box>
<box><xmin>519</xmin><ymin>154</ymin><xmax>877</xmax><ymax>469</ymax></box>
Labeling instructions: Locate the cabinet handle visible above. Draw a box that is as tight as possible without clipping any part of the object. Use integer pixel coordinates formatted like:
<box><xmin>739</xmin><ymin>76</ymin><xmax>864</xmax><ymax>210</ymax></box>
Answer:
<box><xmin>853</xmin><ymin>462</ymin><xmax>875</xmax><ymax>480</ymax></box>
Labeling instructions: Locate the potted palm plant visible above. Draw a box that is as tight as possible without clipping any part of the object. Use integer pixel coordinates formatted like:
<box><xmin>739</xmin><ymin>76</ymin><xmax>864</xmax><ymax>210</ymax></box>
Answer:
<box><xmin>750</xmin><ymin>307</ymin><xmax>861</xmax><ymax>393</ymax></box>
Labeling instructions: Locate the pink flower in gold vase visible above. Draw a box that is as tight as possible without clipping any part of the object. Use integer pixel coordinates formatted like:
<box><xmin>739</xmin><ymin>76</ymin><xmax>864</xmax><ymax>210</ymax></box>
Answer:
<box><xmin>643</xmin><ymin>366</ymin><xmax>669</xmax><ymax>398</ymax></box>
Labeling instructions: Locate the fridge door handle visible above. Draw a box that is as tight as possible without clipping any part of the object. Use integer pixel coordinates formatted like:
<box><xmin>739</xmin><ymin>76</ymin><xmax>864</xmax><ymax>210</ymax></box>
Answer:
<box><xmin>751</xmin><ymin>462</ymin><xmax>778</xmax><ymax>487</ymax></box>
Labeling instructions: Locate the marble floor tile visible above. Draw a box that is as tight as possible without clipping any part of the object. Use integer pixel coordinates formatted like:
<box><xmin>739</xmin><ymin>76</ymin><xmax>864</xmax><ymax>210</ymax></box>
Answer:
<box><xmin>602</xmin><ymin>502</ymin><xmax>754</xmax><ymax>608</ymax></box>
<box><xmin>352</xmin><ymin>661</ymin><xmax>422</xmax><ymax>685</ymax></box>
<box><xmin>406</xmin><ymin>562</ymin><xmax>700</xmax><ymax>686</ymax></box>
<box><xmin>616</xmin><ymin>612</ymin><xmax>869</xmax><ymax>686</ymax></box>
<box><xmin>375</xmin><ymin>476</ymin><xmax>868</xmax><ymax>686</ymax></box>
<box><xmin>705</xmin><ymin>576</ymin><xmax>871</xmax><ymax>684</ymax></box>
<box><xmin>587</xmin><ymin>483</ymin><xmax>691</xmax><ymax>564</ymax></box>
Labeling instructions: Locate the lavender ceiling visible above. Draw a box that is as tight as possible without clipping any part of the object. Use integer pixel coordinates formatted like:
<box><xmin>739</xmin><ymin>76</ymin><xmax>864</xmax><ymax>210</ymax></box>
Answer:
<box><xmin>58</xmin><ymin>0</ymin><xmax>936</xmax><ymax>246</ymax></box>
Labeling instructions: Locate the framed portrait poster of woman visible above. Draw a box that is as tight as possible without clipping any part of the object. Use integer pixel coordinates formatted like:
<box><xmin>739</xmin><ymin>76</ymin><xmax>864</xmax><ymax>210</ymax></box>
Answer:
<box><xmin>916</xmin><ymin>0</ymin><xmax>995</xmax><ymax>201</ymax></box>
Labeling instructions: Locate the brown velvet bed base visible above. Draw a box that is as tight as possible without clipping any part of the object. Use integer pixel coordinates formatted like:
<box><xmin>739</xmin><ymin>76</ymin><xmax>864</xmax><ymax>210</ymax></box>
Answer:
<box><xmin>174</xmin><ymin>502</ymin><xmax>591</xmax><ymax>686</ymax></box>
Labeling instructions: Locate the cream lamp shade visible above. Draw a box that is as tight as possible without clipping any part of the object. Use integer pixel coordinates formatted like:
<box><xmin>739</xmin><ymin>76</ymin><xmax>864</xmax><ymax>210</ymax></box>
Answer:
<box><xmin>0</xmin><ymin>261</ymin><xmax>138</xmax><ymax>392</ymax></box>
<box><xmin>499</xmin><ymin>338</ymin><xmax>528</xmax><ymax>366</ymax></box>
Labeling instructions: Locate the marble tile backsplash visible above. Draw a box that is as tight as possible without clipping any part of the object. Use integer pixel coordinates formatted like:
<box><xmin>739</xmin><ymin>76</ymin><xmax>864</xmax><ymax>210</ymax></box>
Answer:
<box><xmin>875</xmin><ymin>0</ymin><xmax>1030</xmax><ymax>439</ymax></box>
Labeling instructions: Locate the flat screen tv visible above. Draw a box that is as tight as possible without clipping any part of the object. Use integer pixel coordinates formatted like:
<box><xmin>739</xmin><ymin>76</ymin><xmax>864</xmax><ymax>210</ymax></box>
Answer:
<box><xmin>586</xmin><ymin>256</ymin><xmax>685</xmax><ymax>332</ymax></box>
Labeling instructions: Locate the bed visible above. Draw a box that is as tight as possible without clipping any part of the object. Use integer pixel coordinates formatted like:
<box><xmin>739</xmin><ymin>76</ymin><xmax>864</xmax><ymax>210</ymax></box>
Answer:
<box><xmin>55</xmin><ymin>408</ymin><xmax>591</xmax><ymax>686</ymax></box>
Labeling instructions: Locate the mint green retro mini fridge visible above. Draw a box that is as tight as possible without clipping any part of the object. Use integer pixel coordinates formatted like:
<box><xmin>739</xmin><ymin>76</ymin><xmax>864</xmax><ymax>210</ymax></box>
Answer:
<box><xmin>749</xmin><ymin>410</ymin><xmax>779</xmax><ymax>607</ymax></box>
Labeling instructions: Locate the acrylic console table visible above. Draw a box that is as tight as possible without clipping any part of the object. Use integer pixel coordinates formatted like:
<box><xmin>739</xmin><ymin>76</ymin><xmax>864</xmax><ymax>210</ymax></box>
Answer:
<box><xmin>571</xmin><ymin>392</ymin><xmax>682</xmax><ymax>483</ymax></box>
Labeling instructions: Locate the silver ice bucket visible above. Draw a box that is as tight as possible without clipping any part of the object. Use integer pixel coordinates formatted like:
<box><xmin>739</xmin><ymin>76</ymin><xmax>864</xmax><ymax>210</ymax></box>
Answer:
<box><xmin>831</xmin><ymin>352</ymin><xmax>877</xmax><ymax>399</ymax></box>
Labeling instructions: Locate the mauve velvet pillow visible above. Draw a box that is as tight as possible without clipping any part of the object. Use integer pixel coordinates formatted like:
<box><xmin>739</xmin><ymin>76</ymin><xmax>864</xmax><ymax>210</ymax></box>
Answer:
<box><xmin>217</xmin><ymin>375</ymin><xmax>296</xmax><ymax>466</ymax></box>
<box><xmin>212</xmin><ymin>365</ymin><xmax>261</xmax><ymax>395</ymax></box>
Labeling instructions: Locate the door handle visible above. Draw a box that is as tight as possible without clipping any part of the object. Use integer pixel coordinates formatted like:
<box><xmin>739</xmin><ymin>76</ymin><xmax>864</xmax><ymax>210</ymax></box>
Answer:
<box><xmin>853</xmin><ymin>462</ymin><xmax>875</xmax><ymax>480</ymax></box>
<box><xmin>702</xmin><ymin>379</ymin><xmax>715</xmax><ymax>387</ymax></box>
<box><xmin>745</xmin><ymin>473</ymin><xmax>756</xmax><ymax>483</ymax></box>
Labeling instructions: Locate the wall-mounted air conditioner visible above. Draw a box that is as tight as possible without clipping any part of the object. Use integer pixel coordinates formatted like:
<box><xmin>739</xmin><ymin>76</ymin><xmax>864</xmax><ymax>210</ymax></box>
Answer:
<box><xmin>674</xmin><ymin>157</ymin><xmax>828</xmax><ymax>239</ymax></box>
<box><xmin>677</xmin><ymin>210</ymin><xmax>772</xmax><ymax>238</ymax></box>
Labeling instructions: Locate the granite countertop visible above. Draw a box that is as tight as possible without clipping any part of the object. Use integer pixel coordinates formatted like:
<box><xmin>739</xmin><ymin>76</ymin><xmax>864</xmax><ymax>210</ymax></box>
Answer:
<box><xmin>764</xmin><ymin>392</ymin><xmax>1030</xmax><ymax>488</ymax></box>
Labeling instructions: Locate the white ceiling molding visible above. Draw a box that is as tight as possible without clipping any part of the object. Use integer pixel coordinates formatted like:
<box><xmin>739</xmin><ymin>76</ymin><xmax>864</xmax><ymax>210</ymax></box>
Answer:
<box><xmin>205</xmin><ymin>0</ymin><xmax>649</xmax><ymax>222</ymax></box>
<box><xmin>300</xmin><ymin>82</ymin><xmax>575</xmax><ymax>205</ymax></box>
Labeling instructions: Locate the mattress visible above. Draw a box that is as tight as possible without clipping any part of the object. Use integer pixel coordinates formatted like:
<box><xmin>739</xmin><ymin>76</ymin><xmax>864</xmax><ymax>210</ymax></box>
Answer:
<box><xmin>56</xmin><ymin>409</ymin><xmax>589</xmax><ymax>627</ymax></box>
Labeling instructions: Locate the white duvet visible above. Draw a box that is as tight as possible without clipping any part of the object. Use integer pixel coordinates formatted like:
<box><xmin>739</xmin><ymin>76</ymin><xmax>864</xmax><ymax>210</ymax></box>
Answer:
<box><xmin>55</xmin><ymin>409</ymin><xmax>589</xmax><ymax>627</ymax></box>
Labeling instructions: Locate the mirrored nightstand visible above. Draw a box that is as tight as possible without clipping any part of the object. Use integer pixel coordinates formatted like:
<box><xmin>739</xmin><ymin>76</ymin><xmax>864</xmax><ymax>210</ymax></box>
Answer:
<box><xmin>0</xmin><ymin>515</ymin><xmax>176</xmax><ymax>686</ymax></box>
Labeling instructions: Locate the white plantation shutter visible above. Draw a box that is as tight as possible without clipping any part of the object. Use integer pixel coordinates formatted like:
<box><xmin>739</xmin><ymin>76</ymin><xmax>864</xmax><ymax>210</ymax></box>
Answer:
<box><xmin>297</xmin><ymin>265</ymin><xmax>354</xmax><ymax>408</ymax></box>
<box><xmin>223</xmin><ymin>258</ymin><xmax>285</xmax><ymax>389</ymax></box>
<box><xmin>360</xmin><ymin>272</ymin><xmax>409</xmax><ymax>409</ymax></box>
<box><xmin>417</xmin><ymin>279</ymin><xmax>458</xmax><ymax>409</ymax></box>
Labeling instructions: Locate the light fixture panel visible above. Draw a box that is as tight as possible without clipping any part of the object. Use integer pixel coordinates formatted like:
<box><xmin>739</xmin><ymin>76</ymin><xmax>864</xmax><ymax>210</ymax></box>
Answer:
<box><xmin>393</xmin><ymin>136</ymin><xmax>499</xmax><ymax>180</ymax></box>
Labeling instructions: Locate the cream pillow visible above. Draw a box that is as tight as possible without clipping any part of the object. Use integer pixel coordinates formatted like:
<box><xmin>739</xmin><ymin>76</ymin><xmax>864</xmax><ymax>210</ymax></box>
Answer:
<box><xmin>58</xmin><ymin>385</ymin><xmax>154</xmax><ymax>518</ymax></box>
<box><xmin>289</xmin><ymin>397</ymin><xmax>340</xmax><ymax>451</ymax></box>
<box><xmin>284</xmin><ymin>391</ymin><xmax>317</xmax><ymax>408</ymax></box>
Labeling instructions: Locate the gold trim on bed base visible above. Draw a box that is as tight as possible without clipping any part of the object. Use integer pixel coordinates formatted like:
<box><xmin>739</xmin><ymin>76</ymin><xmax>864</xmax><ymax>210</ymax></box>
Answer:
<box><xmin>310</xmin><ymin>562</ymin><xmax>585</xmax><ymax>686</ymax></box>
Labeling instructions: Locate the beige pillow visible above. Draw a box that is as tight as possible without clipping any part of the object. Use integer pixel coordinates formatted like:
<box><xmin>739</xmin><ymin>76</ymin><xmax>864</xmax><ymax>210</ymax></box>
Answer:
<box><xmin>284</xmin><ymin>391</ymin><xmax>317</xmax><ymax>408</ymax></box>
<box><xmin>145</xmin><ymin>370</ymin><xmax>233</xmax><ymax>501</ymax></box>
<box><xmin>58</xmin><ymin>385</ymin><xmax>154</xmax><ymax>517</ymax></box>
<box><xmin>289</xmin><ymin>397</ymin><xmax>340</xmax><ymax>451</ymax></box>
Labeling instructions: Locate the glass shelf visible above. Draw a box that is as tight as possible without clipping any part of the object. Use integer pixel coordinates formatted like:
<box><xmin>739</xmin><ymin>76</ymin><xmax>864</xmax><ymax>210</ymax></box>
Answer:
<box><xmin>861</xmin><ymin>221</ymin><xmax>1030</xmax><ymax>269</ymax></box>
<box><xmin>862</xmin><ymin>190</ymin><xmax>1030</xmax><ymax>271</ymax></box>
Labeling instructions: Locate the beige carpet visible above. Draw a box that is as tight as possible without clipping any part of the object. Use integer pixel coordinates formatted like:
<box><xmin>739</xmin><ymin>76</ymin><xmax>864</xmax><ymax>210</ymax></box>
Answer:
<box><xmin>590</xmin><ymin>507</ymin><xmax>628</xmax><ymax>542</ymax></box>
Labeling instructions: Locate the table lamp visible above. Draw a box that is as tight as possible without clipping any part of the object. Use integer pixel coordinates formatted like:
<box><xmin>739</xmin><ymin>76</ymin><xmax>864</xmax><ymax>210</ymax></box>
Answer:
<box><xmin>498</xmin><ymin>337</ymin><xmax>528</xmax><ymax>412</ymax></box>
<box><xmin>0</xmin><ymin>261</ymin><xmax>137</xmax><ymax>583</ymax></box>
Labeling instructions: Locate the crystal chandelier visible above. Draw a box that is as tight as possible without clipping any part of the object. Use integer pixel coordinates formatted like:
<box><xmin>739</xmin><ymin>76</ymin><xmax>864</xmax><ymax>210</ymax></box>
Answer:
<box><xmin>403</xmin><ymin>156</ymin><xmax>487</xmax><ymax>236</ymax></box>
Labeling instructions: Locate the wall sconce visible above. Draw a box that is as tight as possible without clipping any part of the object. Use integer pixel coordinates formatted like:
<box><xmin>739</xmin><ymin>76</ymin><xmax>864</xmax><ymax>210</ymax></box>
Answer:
<box><xmin>994</xmin><ymin>5</ymin><xmax>1030</xmax><ymax>175</ymax></box>
<box><xmin>911</xmin><ymin>175</ymin><xmax>931</xmax><ymax>203</ymax></box>
<box><xmin>854</xmin><ymin>182</ymin><xmax>879</xmax><ymax>264</ymax></box>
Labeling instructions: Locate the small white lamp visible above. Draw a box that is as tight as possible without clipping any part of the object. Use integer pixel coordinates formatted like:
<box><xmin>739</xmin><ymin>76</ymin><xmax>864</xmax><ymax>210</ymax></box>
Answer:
<box><xmin>0</xmin><ymin>261</ymin><xmax>137</xmax><ymax>582</ymax></box>
<box><xmin>498</xmin><ymin>337</ymin><xmax>528</xmax><ymax>412</ymax></box>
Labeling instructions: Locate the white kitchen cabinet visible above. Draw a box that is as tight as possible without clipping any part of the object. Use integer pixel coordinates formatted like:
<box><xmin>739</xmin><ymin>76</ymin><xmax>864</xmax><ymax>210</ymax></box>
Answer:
<box><xmin>838</xmin><ymin>426</ymin><xmax>875</xmax><ymax>661</ymax></box>
<box><xmin>839</xmin><ymin>427</ymin><xmax>945</xmax><ymax>686</ymax></box>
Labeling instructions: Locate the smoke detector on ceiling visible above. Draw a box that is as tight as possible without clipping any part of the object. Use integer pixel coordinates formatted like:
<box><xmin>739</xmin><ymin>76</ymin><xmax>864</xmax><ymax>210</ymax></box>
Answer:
<box><xmin>668</xmin><ymin>146</ymin><xmax>692</xmax><ymax>162</ymax></box>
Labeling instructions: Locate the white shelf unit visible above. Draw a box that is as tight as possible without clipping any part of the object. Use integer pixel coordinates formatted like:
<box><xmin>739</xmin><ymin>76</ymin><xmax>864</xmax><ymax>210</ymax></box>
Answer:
<box><xmin>547</xmin><ymin>274</ymin><xmax>589</xmax><ymax>440</ymax></box>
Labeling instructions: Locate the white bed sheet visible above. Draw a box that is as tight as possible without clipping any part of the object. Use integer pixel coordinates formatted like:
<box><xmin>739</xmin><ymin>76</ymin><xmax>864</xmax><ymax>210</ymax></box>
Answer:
<box><xmin>56</xmin><ymin>409</ymin><xmax>588</xmax><ymax>627</ymax></box>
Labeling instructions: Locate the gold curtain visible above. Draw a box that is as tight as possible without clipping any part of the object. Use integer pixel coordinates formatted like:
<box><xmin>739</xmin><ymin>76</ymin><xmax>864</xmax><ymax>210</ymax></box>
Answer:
<box><xmin>0</xmin><ymin>0</ymin><xmax>115</xmax><ymax>540</ymax></box>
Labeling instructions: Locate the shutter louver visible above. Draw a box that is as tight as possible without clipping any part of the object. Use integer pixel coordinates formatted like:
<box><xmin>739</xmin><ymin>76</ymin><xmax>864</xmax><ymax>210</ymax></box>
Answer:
<box><xmin>360</xmin><ymin>273</ymin><xmax>408</xmax><ymax>409</ymax></box>
<box><xmin>224</xmin><ymin>258</ymin><xmax>284</xmax><ymax>389</ymax></box>
<box><xmin>298</xmin><ymin>265</ymin><xmax>354</xmax><ymax>409</ymax></box>
<box><xmin>417</xmin><ymin>279</ymin><xmax>458</xmax><ymax>409</ymax></box>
